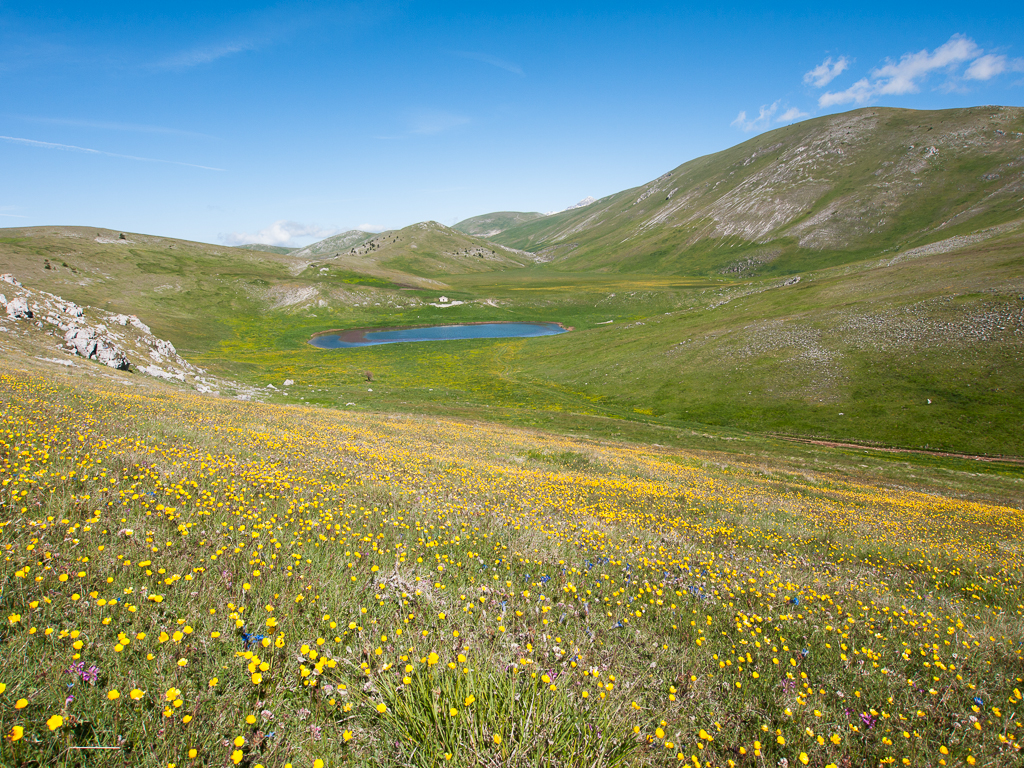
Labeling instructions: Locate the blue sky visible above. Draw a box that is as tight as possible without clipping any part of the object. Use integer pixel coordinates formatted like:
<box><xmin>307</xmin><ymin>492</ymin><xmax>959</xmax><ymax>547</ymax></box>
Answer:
<box><xmin>2</xmin><ymin>1</ymin><xmax>1022</xmax><ymax>247</ymax></box>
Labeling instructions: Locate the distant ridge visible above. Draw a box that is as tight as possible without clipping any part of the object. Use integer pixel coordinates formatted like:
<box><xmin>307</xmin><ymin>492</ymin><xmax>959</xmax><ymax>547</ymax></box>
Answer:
<box><xmin>453</xmin><ymin>211</ymin><xmax>543</xmax><ymax>238</ymax></box>
<box><xmin>289</xmin><ymin>230</ymin><xmax>377</xmax><ymax>259</ymax></box>
<box><xmin>292</xmin><ymin>220</ymin><xmax>536</xmax><ymax>279</ymax></box>
<box><xmin>236</xmin><ymin>244</ymin><xmax>297</xmax><ymax>255</ymax></box>
<box><xmin>543</xmin><ymin>197</ymin><xmax>596</xmax><ymax>215</ymax></box>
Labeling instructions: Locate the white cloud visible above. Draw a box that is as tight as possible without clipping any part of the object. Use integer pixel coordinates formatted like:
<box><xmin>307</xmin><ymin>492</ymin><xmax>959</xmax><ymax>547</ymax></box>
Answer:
<box><xmin>220</xmin><ymin>221</ymin><xmax>340</xmax><ymax>247</ymax></box>
<box><xmin>778</xmin><ymin>107</ymin><xmax>810</xmax><ymax>123</ymax></box>
<box><xmin>17</xmin><ymin>115</ymin><xmax>214</xmax><ymax>139</ymax></box>
<box><xmin>964</xmin><ymin>53</ymin><xmax>1024</xmax><ymax>80</ymax></box>
<box><xmin>819</xmin><ymin>34</ymin><xmax>982</xmax><ymax>107</ymax></box>
<box><xmin>732</xmin><ymin>102</ymin><xmax>808</xmax><ymax>132</ymax></box>
<box><xmin>803</xmin><ymin>56</ymin><xmax>849</xmax><ymax>88</ymax></box>
<box><xmin>453</xmin><ymin>51</ymin><xmax>524</xmax><ymax>75</ymax></box>
<box><xmin>732</xmin><ymin>101</ymin><xmax>779</xmax><ymax>132</ymax></box>
<box><xmin>357</xmin><ymin>223</ymin><xmax>386</xmax><ymax>232</ymax></box>
<box><xmin>408</xmin><ymin>109</ymin><xmax>470</xmax><ymax>135</ymax></box>
<box><xmin>0</xmin><ymin>134</ymin><xmax>223</xmax><ymax>170</ymax></box>
<box><xmin>156</xmin><ymin>39</ymin><xmax>257</xmax><ymax>70</ymax></box>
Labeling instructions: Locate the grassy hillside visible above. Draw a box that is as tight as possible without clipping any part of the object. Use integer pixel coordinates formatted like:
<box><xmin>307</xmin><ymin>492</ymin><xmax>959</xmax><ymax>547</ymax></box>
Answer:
<box><xmin>0</xmin><ymin>223</ymin><xmax>536</xmax><ymax>354</ymax></box>
<box><xmin>3</xmin><ymin>221</ymin><xmax>1022</xmax><ymax>458</ymax></box>
<box><xmin>2</xmin><ymin>108</ymin><xmax>1022</xmax><ymax>460</ymax></box>
<box><xmin>2</xmin><ymin>103</ymin><xmax>1024</xmax><ymax>767</ymax></box>
<box><xmin>0</xmin><ymin>365</ymin><xmax>1021</xmax><ymax>767</ymax></box>
<box><xmin>492</xmin><ymin>106</ymin><xmax>1024</xmax><ymax>277</ymax></box>
<box><xmin>236</xmin><ymin>244</ymin><xmax>298</xmax><ymax>255</ymax></box>
<box><xmin>453</xmin><ymin>211</ymin><xmax>544</xmax><ymax>237</ymax></box>
<box><xmin>290</xmin><ymin>231</ymin><xmax>377</xmax><ymax>259</ymax></box>
<box><xmin>308</xmin><ymin>221</ymin><xmax>537</xmax><ymax>279</ymax></box>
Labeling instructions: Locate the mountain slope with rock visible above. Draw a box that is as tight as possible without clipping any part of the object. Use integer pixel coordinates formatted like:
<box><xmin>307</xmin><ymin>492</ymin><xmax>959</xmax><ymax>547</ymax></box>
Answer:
<box><xmin>301</xmin><ymin>220</ymin><xmax>539</xmax><ymax>278</ymax></box>
<box><xmin>0</xmin><ymin>273</ymin><xmax>257</xmax><ymax>397</ymax></box>
<box><xmin>452</xmin><ymin>211</ymin><xmax>544</xmax><ymax>237</ymax></box>
<box><xmin>491</xmin><ymin>106</ymin><xmax>1024</xmax><ymax>275</ymax></box>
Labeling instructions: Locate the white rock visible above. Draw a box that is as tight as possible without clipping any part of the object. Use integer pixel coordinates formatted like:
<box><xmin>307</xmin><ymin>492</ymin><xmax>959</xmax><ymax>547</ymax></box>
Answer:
<box><xmin>155</xmin><ymin>338</ymin><xmax>176</xmax><ymax>356</ymax></box>
<box><xmin>284</xmin><ymin>379</ymin><xmax>294</xmax><ymax>386</ymax></box>
<box><xmin>0</xmin><ymin>274</ymin><xmax>22</xmax><ymax>287</ymax></box>
<box><xmin>94</xmin><ymin>342</ymin><xmax>130</xmax><ymax>369</ymax></box>
<box><xmin>142</xmin><ymin>364</ymin><xmax>184</xmax><ymax>381</ymax></box>
<box><xmin>6</xmin><ymin>297</ymin><xmax>32</xmax><ymax>319</ymax></box>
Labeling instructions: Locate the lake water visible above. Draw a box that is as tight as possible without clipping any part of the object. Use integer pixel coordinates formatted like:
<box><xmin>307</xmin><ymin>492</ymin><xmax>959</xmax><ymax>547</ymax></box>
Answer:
<box><xmin>309</xmin><ymin>322</ymin><xmax>567</xmax><ymax>348</ymax></box>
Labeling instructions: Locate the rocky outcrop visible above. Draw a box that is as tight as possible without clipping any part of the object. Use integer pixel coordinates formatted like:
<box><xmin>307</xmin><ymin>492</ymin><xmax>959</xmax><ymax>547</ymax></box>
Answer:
<box><xmin>63</xmin><ymin>327</ymin><xmax>130</xmax><ymax>370</ymax></box>
<box><xmin>0</xmin><ymin>275</ymin><xmax>255</xmax><ymax>399</ymax></box>
<box><xmin>5</xmin><ymin>297</ymin><xmax>32</xmax><ymax>319</ymax></box>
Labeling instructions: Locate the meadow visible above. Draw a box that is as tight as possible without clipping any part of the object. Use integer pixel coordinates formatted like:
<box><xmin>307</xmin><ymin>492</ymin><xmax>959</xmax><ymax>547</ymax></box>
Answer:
<box><xmin>1</xmin><ymin>367</ymin><xmax>1021</xmax><ymax>767</ymax></box>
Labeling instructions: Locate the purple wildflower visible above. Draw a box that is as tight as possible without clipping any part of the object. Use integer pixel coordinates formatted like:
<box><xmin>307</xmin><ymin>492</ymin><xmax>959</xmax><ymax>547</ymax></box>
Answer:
<box><xmin>83</xmin><ymin>665</ymin><xmax>100</xmax><ymax>685</ymax></box>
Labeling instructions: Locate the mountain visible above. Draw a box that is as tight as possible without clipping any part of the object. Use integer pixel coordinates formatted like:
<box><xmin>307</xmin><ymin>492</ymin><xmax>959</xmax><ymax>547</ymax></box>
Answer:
<box><xmin>289</xmin><ymin>230</ymin><xmax>377</xmax><ymax>259</ymax></box>
<box><xmin>562</xmin><ymin>196</ymin><xmax>595</xmax><ymax>211</ymax></box>
<box><xmin>307</xmin><ymin>220</ymin><xmax>537</xmax><ymax>278</ymax></box>
<box><xmin>492</xmin><ymin>106</ymin><xmax>1024</xmax><ymax>274</ymax></box>
<box><xmin>452</xmin><ymin>211</ymin><xmax>544</xmax><ymax>237</ymax></box>
<box><xmin>236</xmin><ymin>244</ymin><xmax>297</xmax><ymax>255</ymax></box>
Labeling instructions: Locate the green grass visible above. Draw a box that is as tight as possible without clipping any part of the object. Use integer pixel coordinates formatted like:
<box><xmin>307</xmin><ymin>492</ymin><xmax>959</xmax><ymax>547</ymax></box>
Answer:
<box><xmin>1</xmin><ymin>369</ymin><xmax>1022</xmax><ymax>767</ymax></box>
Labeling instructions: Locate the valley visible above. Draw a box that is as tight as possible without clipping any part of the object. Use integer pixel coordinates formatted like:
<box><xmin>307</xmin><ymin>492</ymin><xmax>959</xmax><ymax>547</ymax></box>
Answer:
<box><xmin>1</xmin><ymin>105</ymin><xmax>1023</xmax><ymax>768</ymax></box>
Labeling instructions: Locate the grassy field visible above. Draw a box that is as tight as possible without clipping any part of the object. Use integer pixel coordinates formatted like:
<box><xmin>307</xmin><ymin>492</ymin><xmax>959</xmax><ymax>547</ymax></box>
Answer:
<box><xmin>2</xmin><ymin>103</ymin><xmax>1023</xmax><ymax>767</ymax></box>
<box><xmin>2</xmin><ymin>213</ymin><xmax>1023</xmax><ymax>461</ymax></box>
<box><xmin>1</xmin><ymin>365</ymin><xmax>1022</xmax><ymax>767</ymax></box>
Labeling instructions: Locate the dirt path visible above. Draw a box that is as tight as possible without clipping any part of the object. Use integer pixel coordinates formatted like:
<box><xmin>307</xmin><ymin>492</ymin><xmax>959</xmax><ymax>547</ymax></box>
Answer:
<box><xmin>770</xmin><ymin>435</ymin><xmax>1024</xmax><ymax>465</ymax></box>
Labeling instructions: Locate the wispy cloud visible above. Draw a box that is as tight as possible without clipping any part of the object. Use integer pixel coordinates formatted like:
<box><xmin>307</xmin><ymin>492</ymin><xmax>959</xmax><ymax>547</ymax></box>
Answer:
<box><xmin>732</xmin><ymin>102</ymin><xmax>808</xmax><ymax>132</ymax></box>
<box><xmin>778</xmin><ymin>107</ymin><xmax>809</xmax><ymax>122</ymax></box>
<box><xmin>155</xmin><ymin>39</ymin><xmax>257</xmax><ymax>70</ymax></box>
<box><xmin>819</xmin><ymin>34</ymin><xmax>983</xmax><ymax>107</ymax></box>
<box><xmin>964</xmin><ymin>53</ymin><xmax>1024</xmax><ymax>81</ymax></box>
<box><xmin>732</xmin><ymin>102</ymin><xmax>779</xmax><ymax>132</ymax></box>
<box><xmin>0</xmin><ymin>135</ymin><xmax>224</xmax><ymax>170</ymax></box>
<box><xmin>408</xmin><ymin>109</ymin><xmax>471</xmax><ymax>135</ymax></box>
<box><xmin>452</xmin><ymin>50</ymin><xmax>524</xmax><ymax>75</ymax></box>
<box><xmin>357</xmin><ymin>223</ymin><xmax>386</xmax><ymax>232</ymax></box>
<box><xmin>803</xmin><ymin>56</ymin><xmax>850</xmax><ymax>88</ymax></box>
<box><xmin>220</xmin><ymin>221</ymin><xmax>341</xmax><ymax>247</ymax></box>
<box><xmin>12</xmin><ymin>115</ymin><xmax>215</xmax><ymax>139</ymax></box>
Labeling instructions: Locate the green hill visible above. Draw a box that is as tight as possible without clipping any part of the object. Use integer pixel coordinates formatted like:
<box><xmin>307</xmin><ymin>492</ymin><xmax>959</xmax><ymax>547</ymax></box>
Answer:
<box><xmin>453</xmin><ymin>211</ymin><xmax>544</xmax><ymax>237</ymax></box>
<box><xmin>236</xmin><ymin>243</ymin><xmax>298</xmax><ymax>255</ymax></box>
<box><xmin>492</xmin><ymin>106</ymin><xmax>1024</xmax><ymax>275</ymax></box>
<box><xmin>290</xmin><ymin>230</ymin><xmax>377</xmax><ymax>258</ymax></box>
<box><xmin>309</xmin><ymin>220</ymin><xmax>537</xmax><ymax>279</ymax></box>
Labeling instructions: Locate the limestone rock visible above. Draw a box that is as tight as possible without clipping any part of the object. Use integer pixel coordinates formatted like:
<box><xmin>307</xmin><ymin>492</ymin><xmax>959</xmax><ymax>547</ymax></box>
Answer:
<box><xmin>6</xmin><ymin>297</ymin><xmax>32</xmax><ymax>319</ymax></box>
